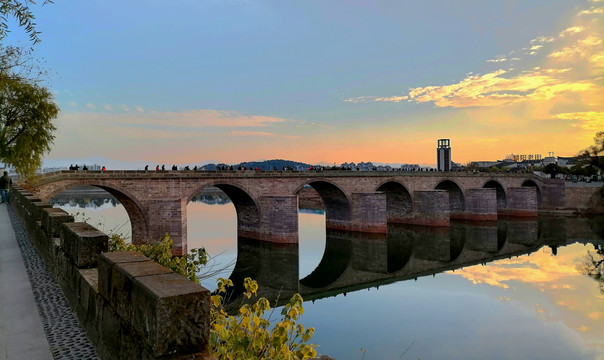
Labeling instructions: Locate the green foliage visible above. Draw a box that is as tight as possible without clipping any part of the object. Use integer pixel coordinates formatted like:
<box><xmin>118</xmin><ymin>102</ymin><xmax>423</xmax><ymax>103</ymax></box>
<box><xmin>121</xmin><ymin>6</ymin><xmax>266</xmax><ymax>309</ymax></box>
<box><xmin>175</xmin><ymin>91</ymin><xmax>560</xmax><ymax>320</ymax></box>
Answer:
<box><xmin>0</xmin><ymin>0</ymin><xmax>53</xmax><ymax>44</ymax></box>
<box><xmin>0</xmin><ymin>74</ymin><xmax>59</xmax><ymax>177</ymax></box>
<box><xmin>107</xmin><ymin>235</ymin><xmax>318</xmax><ymax>359</ymax></box>
<box><xmin>108</xmin><ymin>233</ymin><xmax>207</xmax><ymax>284</ymax></box>
<box><xmin>211</xmin><ymin>277</ymin><xmax>317</xmax><ymax>360</ymax></box>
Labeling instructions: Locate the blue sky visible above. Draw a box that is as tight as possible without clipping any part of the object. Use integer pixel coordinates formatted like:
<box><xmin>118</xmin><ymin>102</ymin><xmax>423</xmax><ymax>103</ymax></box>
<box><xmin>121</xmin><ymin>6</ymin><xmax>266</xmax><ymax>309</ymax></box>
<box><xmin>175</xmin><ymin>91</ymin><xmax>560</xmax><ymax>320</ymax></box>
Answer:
<box><xmin>4</xmin><ymin>0</ymin><xmax>603</xmax><ymax>166</ymax></box>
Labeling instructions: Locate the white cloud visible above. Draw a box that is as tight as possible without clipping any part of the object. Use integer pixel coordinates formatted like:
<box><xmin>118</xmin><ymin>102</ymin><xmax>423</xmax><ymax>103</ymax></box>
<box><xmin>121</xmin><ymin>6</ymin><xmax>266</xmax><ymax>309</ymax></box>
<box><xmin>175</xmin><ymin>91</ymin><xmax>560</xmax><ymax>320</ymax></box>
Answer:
<box><xmin>343</xmin><ymin>95</ymin><xmax>408</xmax><ymax>103</ymax></box>
<box><xmin>559</xmin><ymin>26</ymin><xmax>585</xmax><ymax>37</ymax></box>
<box><xmin>579</xmin><ymin>6</ymin><xmax>604</xmax><ymax>15</ymax></box>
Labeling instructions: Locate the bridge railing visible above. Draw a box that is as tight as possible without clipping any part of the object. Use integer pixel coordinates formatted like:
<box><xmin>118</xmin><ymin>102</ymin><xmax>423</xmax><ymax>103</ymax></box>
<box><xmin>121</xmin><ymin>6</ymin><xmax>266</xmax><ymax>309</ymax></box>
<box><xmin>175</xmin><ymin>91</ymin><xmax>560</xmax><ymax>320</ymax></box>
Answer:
<box><xmin>9</xmin><ymin>183</ymin><xmax>215</xmax><ymax>360</ymax></box>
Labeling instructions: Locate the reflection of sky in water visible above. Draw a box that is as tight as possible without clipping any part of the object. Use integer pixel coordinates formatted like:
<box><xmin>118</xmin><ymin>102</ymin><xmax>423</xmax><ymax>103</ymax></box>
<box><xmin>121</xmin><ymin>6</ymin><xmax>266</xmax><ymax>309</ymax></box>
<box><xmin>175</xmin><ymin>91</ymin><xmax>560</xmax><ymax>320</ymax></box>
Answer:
<box><xmin>56</xmin><ymin>203</ymin><xmax>132</xmax><ymax>241</ymax></box>
<box><xmin>187</xmin><ymin>202</ymin><xmax>327</xmax><ymax>289</ymax></box>
<box><xmin>54</xmin><ymin>197</ymin><xmax>604</xmax><ymax>360</ymax></box>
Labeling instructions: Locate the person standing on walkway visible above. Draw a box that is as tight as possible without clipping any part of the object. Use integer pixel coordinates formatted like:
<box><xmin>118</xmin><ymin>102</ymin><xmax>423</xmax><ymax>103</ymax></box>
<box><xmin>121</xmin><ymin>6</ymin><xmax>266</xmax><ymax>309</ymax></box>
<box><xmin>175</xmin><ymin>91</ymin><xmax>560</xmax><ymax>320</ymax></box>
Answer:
<box><xmin>0</xmin><ymin>171</ymin><xmax>12</xmax><ymax>204</ymax></box>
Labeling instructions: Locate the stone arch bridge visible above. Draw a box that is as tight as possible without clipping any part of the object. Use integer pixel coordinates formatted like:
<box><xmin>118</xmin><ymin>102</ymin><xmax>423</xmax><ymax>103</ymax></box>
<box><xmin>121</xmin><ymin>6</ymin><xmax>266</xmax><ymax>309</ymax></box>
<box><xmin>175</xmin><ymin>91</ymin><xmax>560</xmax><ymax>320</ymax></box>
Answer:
<box><xmin>30</xmin><ymin>170</ymin><xmax>563</xmax><ymax>255</ymax></box>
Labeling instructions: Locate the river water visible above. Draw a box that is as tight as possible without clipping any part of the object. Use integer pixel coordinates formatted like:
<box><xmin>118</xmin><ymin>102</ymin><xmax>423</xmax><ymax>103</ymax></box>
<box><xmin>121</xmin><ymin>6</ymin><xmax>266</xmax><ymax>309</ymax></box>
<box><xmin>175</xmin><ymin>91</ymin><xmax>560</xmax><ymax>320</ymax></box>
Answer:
<box><xmin>52</xmin><ymin>187</ymin><xmax>604</xmax><ymax>360</ymax></box>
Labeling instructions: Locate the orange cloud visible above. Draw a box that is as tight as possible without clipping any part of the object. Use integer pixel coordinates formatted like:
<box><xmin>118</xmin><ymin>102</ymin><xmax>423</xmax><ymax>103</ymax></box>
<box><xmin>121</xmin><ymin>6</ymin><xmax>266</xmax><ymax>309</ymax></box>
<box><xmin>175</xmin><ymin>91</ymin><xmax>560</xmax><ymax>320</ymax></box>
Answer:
<box><xmin>554</xmin><ymin>111</ymin><xmax>604</xmax><ymax>130</ymax></box>
<box><xmin>229</xmin><ymin>131</ymin><xmax>301</xmax><ymax>139</ymax></box>
<box><xmin>549</xmin><ymin>35</ymin><xmax>603</xmax><ymax>60</ymax></box>
<box><xmin>406</xmin><ymin>68</ymin><xmax>589</xmax><ymax>108</ymax></box>
<box><xmin>559</xmin><ymin>26</ymin><xmax>586</xmax><ymax>37</ymax></box>
<box><xmin>579</xmin><ymin>7</ymin><xmax>604</xmax><ymax>15</ymax></box>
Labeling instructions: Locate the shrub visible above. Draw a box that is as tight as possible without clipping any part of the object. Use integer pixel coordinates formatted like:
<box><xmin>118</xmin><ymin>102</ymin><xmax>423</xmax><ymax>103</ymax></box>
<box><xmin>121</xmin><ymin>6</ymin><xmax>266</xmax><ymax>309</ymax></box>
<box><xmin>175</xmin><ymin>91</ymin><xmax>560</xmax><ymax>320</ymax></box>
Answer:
<box><xmin>107</xmin><ymin>234</ymin><xmax>318</xmax><ymax>359</ymax></box>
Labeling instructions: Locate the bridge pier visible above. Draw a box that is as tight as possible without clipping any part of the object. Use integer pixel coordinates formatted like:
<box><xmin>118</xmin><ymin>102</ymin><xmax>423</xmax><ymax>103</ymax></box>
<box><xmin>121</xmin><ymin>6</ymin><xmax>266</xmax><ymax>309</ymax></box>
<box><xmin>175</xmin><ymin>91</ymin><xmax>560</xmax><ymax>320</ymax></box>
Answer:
<box><xmin>144</xmin><ymin>199</ymin><xmax>188</xmax><ymax>256</ymax></box>
<box><xmin>540</xmin><ymin>178</ymin><xmax>565</xmax><ymax>209</ymax></box>
<box><xmin>391</xmin><ymin>190</ymin><xmax>450</xmax><ymax>227</ymax></box>
<box><xmin>326</xmin><ymin>192</ymin><xmax>387</xmax><ymax>233</ymax></box>
<box><xmin>255</xmin><ymin>195</ymin><xmax>299</xmax><ymax>243</ymax></box>
<box><xmin>451</xmin><ymin>188</ymin><xmax>497</xmax><ymax>221</ymax></box>
<box><xmin>500</xmin><ymin>187</ymin><xmax>538</xmax><ymax>217</ymax></box>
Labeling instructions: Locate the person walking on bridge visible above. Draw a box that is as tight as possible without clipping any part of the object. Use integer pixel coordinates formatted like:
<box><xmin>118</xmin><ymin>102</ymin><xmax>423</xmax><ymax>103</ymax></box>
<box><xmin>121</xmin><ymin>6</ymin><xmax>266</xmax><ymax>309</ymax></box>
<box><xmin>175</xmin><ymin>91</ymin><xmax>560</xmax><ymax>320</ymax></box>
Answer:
<box><xmin>0</xmin><ymin>171</ymin><xmax>13</xmax><ymax>204</ymax></box>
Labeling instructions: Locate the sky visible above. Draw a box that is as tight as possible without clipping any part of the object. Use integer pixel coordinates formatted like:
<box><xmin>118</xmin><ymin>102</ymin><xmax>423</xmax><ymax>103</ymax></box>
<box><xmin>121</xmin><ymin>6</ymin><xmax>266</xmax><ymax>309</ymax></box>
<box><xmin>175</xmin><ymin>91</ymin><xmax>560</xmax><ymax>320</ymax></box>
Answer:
<box><xmin>4</xmin><ymin>0</ymin><xmax>604</xmax><ymax>167</ymax></box>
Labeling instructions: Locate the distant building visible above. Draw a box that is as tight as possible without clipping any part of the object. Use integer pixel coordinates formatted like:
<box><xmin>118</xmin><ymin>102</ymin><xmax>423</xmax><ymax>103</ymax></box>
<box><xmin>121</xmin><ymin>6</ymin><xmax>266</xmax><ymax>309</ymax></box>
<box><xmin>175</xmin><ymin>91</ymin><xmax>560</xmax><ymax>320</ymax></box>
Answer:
<box><xmin>437</xmin><ymin>139</ymin><xmax>452</xmax><ymax>171</ymax></box>
<box><xmin>557</xmin><ymin>156</ymin><xmax>577</xmax><ymax>168</ymax></box>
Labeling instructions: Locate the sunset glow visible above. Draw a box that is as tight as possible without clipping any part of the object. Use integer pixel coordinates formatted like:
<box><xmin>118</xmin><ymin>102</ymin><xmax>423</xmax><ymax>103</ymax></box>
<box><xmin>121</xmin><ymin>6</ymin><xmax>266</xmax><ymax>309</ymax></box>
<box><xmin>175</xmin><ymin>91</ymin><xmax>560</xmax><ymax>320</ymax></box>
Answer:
<box><xmin>3</xmin><ymin>1</ymin><xmax>603</xmax><ymax>166</ymax></box>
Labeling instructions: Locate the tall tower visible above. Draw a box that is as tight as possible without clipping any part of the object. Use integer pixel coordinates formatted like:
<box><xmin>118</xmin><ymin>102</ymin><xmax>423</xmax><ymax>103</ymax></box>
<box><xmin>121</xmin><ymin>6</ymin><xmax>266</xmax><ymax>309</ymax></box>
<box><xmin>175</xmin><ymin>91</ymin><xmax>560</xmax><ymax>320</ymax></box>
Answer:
<box><xmin>437</xmin><ymin>139</ymin><xmax>451</xmax><ymax>171</ymax></box>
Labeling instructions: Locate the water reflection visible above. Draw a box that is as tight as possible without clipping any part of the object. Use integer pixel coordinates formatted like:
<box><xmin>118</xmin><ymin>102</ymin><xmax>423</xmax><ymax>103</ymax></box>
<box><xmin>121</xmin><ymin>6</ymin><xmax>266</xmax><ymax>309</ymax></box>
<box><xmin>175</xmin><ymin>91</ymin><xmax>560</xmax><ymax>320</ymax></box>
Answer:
<box><xmin>225</xmin><ymin>218</ymin><xmax>581</xmax><ymax>307</ymax></box>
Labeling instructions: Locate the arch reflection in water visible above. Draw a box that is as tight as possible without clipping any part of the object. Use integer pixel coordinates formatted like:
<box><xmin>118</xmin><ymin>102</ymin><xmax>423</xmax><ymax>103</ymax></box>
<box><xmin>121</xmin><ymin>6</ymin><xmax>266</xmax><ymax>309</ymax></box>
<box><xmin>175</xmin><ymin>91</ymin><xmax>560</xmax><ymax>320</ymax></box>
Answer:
<box><xmin>223</xmin><ymin>216</ymin><xmax>600</xmax><ymax>309</ymax></box>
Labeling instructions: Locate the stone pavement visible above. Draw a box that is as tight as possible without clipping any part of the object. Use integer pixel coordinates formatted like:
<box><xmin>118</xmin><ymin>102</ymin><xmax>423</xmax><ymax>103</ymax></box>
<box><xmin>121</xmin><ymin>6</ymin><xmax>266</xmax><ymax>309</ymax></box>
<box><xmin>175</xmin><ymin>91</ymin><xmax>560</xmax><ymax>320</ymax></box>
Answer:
<box><xmin>0</xmin><ymin>202</ymin><xmax>98</xmax><ymax>360</ymax></box>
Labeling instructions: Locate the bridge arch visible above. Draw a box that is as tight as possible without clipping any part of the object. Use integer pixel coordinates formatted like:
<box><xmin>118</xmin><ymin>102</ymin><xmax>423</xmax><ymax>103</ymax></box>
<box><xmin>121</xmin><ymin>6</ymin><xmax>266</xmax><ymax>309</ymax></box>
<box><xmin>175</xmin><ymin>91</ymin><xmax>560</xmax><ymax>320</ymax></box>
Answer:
<box><xmin>294</xmin><ymin>180</ymin><xmax>352</xmax><ymax>222</ymax></box>
<box><xmin>482</xmin><ymin>179</ymin><xmax>507</xmax><ymax>209</ymax></box>
<box><xmin>434</xmin><ymin>179</ymin><xmax>465</xmax><ymax>212</ymax></box>
<box><xmin>187</xmin><ymin>182</ymin><xmax>261</xmax><ymax>231</ymax></box>
<box><xmin>521</xmin><ymin>179</ymin><xmax>542</xmax><ymax>205</ymax></box>
<box><xmin>300</xmin><ymin>229</ymin><xmax>353</xmax><ymax>289</ymax></box>
<box><xmin>375</xmin><ymin>180</ymin><xmax>413</xmax><ymax>220</ymax></box>
<box><xmin>45</xmin><ymin>181</ymin><xmax>148</xmax><ymax>245</ymax></box>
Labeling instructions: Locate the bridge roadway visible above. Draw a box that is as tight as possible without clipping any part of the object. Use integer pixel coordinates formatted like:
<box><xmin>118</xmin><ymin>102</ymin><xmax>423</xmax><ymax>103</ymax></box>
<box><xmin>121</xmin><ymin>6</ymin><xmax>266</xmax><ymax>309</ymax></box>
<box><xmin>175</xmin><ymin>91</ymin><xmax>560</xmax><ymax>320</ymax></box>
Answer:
<box><xmin>29</xmin><ymin>170</ymin><xmax>559</xmax><ymax>256</ymax></box>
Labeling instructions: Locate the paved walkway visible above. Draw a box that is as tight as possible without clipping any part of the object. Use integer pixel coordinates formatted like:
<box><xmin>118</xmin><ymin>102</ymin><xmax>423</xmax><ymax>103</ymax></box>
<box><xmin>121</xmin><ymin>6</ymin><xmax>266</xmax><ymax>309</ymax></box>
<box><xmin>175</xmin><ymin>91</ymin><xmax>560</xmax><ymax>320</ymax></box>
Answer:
<box><xmin>0</xmin><ymin>202</ymin><xmax>98</xmax><ymax>360</ymax></box>
<box><xmin>0</xmin><ymin>202</ymin><xmax>53</xmax><ymax>360</ymax></box>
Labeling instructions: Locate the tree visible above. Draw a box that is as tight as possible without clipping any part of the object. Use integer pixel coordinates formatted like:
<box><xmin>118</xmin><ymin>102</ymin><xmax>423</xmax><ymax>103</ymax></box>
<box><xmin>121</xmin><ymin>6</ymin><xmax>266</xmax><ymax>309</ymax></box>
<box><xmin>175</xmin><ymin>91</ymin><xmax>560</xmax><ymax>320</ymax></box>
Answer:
<box><xmin>0</xmin><ymin>75</ymin><xmax>58</xmax><ymax>176</ymax></box>
<box><xmin>1</xmin><ymin>45</ymin><xmax>47</xmax><ymax>82</ymax></box>
<box><xmin>577</xmin><ymin>245</ymin><xmax>604</xmax><ymax>294</ymax></box>
<box><xmin>576</xmin><ymin>131</ymin><xmax>604</xmax><ymax>175</ymax></box>
<box><xmin>0</xmin><ymin>0</ymin><xmax>53</xmax><ymax>44</ymax></box>
<box><xmin>544</xmin><ymin>163</ymin><xmax>562</xmax><ymax>178</ymax></box>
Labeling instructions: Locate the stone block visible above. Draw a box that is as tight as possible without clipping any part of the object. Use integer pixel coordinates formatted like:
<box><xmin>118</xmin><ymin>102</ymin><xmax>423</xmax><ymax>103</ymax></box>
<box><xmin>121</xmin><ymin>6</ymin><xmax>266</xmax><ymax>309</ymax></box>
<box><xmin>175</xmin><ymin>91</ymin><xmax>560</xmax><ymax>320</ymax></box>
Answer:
<box><xmin>101</xmin><ymin>305</ymin><xmax>121</xmax><ymax>357</ymax></box>
<box><xmin>98</xmin><ymin>251</ymin><xmax>149</xmax><ymax>301</ymax></box>
<box><xmin>78</xmin><ymin>268</ymin><xmax>98</xmax><ymax>317</ymax></box>
<box><xmin>61</xmin><ymin>222</ymin><xmax>109</xmax><ymax>268</ymax></box>
<box><xmin>32</xmin><ymin>201</ymin><xmax>53</xmax><ymax>221</ymax></box>
<box><xmin>132</xmin><ymin>272</ymin><xmax>211</xmax><ymax>357</ymax></box>
<box><xmin>110</xmin><ymin>260</ymin><xmax>173</xmax><ymax>322</ymax></box>
<box><xmin>42</xmin><ymin>208</ymin><xmax>74</xmax><ymax>238</ymax></box>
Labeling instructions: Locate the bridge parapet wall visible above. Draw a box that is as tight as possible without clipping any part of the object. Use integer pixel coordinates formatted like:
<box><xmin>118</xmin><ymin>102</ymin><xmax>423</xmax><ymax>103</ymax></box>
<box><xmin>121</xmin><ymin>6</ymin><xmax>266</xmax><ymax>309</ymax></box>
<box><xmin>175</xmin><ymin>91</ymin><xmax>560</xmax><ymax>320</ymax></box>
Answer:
<box><xmin>9</xmin><ymin>184</ymin><xmax>215</xmax><ymax>360</ymax></box>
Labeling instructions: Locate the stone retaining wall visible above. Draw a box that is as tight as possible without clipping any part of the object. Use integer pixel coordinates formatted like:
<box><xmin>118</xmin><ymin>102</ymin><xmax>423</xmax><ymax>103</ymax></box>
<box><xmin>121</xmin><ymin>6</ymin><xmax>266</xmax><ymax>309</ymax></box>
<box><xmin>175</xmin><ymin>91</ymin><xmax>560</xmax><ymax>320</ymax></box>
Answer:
<box><xmin>9</xmin><ymin>183</ymin><xmax>215</xmax><ymax>360</ymax></box>
<box><xmin>565</xmin><ymin>186</ymin><xmax>604</xmax><ymax>213</ymax></box>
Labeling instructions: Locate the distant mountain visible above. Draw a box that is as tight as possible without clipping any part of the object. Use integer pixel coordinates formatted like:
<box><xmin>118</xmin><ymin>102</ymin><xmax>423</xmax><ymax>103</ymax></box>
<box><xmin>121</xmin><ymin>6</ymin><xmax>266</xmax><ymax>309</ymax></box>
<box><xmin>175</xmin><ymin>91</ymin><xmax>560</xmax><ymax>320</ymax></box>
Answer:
<box><xmin>239</xmin><ymin>159</ymin><xmax>313</xmax><ymax>171</ymax></box>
